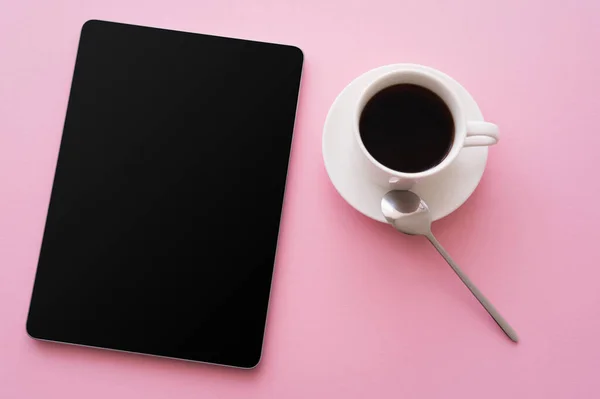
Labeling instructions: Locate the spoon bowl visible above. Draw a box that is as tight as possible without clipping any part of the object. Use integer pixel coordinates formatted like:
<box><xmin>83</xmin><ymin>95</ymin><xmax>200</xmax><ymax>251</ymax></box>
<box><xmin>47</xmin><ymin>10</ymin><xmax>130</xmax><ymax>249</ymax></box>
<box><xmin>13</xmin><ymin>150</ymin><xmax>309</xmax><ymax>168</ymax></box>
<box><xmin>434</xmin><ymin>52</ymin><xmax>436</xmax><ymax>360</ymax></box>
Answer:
<box><xmin>381</xmin><ymin>190</ymin><xmax>432</xmax><ymax>236</ymax></box>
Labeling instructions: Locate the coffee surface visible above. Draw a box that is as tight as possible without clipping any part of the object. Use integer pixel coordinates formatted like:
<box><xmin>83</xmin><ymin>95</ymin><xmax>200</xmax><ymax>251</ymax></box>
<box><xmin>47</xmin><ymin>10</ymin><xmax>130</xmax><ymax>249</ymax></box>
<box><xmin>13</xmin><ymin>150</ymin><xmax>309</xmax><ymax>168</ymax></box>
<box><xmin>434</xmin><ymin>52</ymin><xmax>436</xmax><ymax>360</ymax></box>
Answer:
<box><xmin>359</xmin><ymin>84</ymin><xmax>454</xmax><ymax>173</ymax></box>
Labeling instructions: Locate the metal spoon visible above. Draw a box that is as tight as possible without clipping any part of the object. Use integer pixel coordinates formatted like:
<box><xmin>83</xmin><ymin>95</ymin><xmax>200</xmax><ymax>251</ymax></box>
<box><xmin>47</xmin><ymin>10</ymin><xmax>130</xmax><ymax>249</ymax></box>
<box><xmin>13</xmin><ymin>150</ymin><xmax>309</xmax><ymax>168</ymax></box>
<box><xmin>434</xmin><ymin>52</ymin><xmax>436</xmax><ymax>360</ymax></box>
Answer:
<box><xmin>381</xmin><ymin>190</ymin><xmax>519</xmax><ymax>343</ymax></box>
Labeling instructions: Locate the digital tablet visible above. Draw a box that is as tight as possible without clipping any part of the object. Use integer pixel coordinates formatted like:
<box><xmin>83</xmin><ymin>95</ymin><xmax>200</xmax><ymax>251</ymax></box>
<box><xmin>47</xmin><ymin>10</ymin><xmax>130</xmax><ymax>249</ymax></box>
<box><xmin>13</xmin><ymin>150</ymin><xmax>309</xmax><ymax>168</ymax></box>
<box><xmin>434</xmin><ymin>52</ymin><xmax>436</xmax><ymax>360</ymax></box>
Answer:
<box><xmin>27</xmin><ymin>20</ymin><xmax>303</xmax><ymax>368</ymax></box>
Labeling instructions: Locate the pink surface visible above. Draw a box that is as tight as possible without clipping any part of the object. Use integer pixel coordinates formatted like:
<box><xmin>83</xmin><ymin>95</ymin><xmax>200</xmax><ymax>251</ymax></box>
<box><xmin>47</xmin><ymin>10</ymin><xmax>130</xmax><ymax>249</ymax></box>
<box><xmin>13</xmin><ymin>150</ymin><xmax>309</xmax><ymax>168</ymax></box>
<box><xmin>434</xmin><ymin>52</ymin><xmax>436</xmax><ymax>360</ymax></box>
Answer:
<box><xmin>1</xmin><ymin>0</ymin><xmax>600</xmax><ymax>398</ymax></box>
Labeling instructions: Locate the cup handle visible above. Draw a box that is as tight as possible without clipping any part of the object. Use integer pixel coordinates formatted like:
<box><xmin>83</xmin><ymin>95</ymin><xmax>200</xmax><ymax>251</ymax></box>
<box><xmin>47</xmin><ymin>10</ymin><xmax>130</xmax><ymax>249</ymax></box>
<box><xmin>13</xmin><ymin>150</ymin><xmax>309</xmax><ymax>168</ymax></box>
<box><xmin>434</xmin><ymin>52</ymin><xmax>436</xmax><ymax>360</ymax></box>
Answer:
<box><xmin>464</xmin><ymin>121</ymin><xmax>499</xmax><ymax>147</ymax></box>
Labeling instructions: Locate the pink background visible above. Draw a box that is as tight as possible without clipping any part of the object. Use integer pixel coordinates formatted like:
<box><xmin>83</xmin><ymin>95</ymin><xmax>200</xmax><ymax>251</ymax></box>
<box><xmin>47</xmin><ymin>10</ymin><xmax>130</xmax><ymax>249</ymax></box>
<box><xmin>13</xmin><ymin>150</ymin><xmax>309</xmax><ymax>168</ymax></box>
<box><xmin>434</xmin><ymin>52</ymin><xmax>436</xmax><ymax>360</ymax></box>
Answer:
<box><xmin>2</xmin><ymin>0</ymin><xmax>600</xmax><ymax>398</ymax></box>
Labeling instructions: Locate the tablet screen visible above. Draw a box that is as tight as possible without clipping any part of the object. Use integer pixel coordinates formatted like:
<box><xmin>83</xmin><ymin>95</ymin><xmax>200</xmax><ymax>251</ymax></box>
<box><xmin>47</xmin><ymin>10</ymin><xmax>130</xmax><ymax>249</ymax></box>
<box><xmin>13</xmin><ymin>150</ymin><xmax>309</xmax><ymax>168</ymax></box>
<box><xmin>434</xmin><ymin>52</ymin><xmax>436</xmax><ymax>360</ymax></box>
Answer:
<box><xmin>27</xmin><ymin>20</ymin><xmax>303</xmax><ymax>368</ymax></box>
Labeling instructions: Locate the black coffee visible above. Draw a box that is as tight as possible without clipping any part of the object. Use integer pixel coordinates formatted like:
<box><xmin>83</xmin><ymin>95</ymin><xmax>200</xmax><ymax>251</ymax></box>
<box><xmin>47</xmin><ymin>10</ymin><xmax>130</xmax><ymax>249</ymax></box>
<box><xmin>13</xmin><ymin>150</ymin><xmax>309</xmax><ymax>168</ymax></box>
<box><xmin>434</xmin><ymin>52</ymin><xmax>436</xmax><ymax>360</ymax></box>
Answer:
<box><xmin>359</xmin><ymin>84</ymin><xmax>454</xmax><ymax>173</ymax></box>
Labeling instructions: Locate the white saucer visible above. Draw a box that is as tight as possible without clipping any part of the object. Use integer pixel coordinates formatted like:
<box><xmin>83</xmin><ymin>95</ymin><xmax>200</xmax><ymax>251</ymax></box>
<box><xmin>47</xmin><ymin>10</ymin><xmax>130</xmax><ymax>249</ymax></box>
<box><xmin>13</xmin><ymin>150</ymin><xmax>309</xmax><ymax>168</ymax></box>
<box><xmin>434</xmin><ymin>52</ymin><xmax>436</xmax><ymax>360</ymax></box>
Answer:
<box><xmin>322</xmin><ymin>64</ymin><xmax>488</xmax><ymax>223</ymax></box>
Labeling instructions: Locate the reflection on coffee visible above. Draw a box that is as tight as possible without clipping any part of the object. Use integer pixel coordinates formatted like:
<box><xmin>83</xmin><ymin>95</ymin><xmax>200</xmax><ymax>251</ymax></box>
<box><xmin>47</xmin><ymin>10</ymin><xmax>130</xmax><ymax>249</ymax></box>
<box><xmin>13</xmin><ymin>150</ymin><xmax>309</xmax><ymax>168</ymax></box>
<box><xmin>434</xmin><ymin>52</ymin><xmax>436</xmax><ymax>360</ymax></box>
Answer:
<box><xmin>359</xmin><ymin>84</ymin><xmax>454</xmax><ymax>173</ymax></box>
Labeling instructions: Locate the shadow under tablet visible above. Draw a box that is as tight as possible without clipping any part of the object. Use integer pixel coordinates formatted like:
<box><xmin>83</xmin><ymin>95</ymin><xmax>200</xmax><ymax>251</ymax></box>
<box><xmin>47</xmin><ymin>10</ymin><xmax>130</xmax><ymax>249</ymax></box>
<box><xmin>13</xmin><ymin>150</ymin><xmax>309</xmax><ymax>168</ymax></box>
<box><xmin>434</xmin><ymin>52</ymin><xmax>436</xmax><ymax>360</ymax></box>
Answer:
<box><xmin>26</xmin><ymin>20</ymin><xmax>303</xmax><ymax>369</ymax></box>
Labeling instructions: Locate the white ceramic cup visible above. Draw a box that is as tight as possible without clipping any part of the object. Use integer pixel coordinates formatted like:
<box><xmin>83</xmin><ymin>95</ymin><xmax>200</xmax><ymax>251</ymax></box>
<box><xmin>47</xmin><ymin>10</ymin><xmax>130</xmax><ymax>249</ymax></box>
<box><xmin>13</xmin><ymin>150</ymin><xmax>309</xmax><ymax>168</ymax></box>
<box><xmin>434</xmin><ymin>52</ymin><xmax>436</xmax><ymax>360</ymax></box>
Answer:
<box><xmin>353</xmin><ymin>68</ymin><xmax>499</xmax><ymax>190</ymax></box>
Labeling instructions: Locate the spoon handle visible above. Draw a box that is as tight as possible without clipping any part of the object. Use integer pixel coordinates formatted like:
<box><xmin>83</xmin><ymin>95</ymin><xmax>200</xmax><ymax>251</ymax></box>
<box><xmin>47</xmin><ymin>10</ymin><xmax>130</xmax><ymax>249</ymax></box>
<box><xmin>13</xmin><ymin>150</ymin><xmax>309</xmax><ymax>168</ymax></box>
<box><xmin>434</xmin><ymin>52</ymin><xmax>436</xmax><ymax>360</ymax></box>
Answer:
<box><xmin>425</xmin><ymin>232</ymin><xmax>519</xmax><ymax>343</ymax></box>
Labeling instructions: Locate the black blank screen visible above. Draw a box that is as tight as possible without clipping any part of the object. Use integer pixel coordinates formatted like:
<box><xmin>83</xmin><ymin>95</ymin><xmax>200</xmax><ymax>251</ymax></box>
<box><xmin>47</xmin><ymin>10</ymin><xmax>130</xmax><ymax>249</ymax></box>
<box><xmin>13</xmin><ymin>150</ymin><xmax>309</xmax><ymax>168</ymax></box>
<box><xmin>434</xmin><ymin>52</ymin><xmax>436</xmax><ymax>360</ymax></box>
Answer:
<box><xmin>26</xmin><ymin>20</ymin><xmax>303</xmax><ymax>368</ymax></box>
